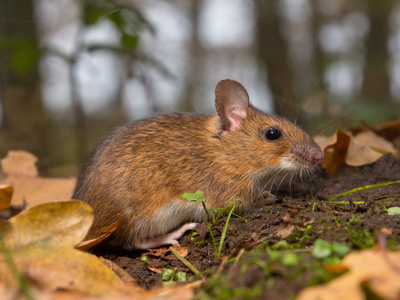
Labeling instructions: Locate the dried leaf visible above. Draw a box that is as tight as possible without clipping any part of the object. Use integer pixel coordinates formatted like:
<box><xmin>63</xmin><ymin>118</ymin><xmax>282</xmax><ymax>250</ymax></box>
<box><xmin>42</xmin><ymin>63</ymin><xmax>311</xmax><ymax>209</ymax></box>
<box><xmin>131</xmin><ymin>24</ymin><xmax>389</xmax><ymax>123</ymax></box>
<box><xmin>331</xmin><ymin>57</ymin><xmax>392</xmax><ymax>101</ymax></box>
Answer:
<box><xmin>275</xmin><ymin>225</ymin><xmax>295</xmax><ymax>239</ymax></box>
<box><xmin>0</xmin><ymin>151</ymin><xmax>75</xmax><ymax>209</ymax></box>
<box><xmin>148</xmin><ymin>266</ymin><xmax>164</xmax><ymax>274</ymax></box>
<box><xmin>0</xmin><ymin>201</ymin><xmax>120</xmax><ymax>294</ymax></box>
<box><xmin>76</xmin><ymin>214</ymin><xmax>122</xmax><ymax>251</ymax></box>
<box><xmin>347</xmin><ymin>130</ymin><xmax>396</xmax><ymax>166</ymax></box>
<box><xmin>318</xmin><ymin>129</ymin><xmax>351</xmax><ymax>174</ymax></box>
<box><xmin>381</xmin><ymin>228</ymin><xmax>393</xmax><ymax>235</ymax></box>
<box><xmin>99</xmin><ymin>257</ymin><xmax>138</xmax><ymax>284</ymax></box>
<box><xmin>297</xmin><ymin>249</ymin><xmax>400</xmax><ymax>300</ymax></box>
<box><xmin>316</xmin><ymin>129</ymin><xmax>397</xmax><ymax>174</ymax></box>
<box><xmin>0</xmin><ymin>184</ymin><xmax>13</xmax><ymax>212</ymax></box>
<box><xmin>5</xmin><ymin>175</ymin><xmax>75</xmax><ymax>208</ymax></box>
<box><xmin>144</xmin><ymin>247</ymin><xmax>170</xmax><ymax>257</ymax></box>
<box><xmin>3</xmin><ymin>176</ymin><xmax>75</xmax><ymax>209</ymax></box>
<box><xmin>1</xmin><ymin>150</ymin><xmax>38</xmax><ymax>177</ymax></box>
<box><xmin>143</xmin><ymin>245</ymin><xmax>189</xmax><ymax>259</ymax></box>
<box><xmin>323</xmin><ymin>264</ymin><xmax>349</xmax><ymax>273</ymax></box>
<box><xmin>171</xmin><ymin>245</ymin><xmax>189</xmax><ymax>258</ymax></box>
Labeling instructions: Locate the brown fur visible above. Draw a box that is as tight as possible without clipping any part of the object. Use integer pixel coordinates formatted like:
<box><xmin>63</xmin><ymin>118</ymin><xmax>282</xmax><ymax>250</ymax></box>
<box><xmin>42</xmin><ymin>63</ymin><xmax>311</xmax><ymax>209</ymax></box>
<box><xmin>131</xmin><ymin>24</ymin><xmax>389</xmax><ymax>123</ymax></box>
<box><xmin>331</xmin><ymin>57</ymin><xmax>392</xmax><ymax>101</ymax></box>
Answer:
<box><xmin>73</xmin><ymin>79</ymin><xmax>323</xmax><ymax>249</ymax></box>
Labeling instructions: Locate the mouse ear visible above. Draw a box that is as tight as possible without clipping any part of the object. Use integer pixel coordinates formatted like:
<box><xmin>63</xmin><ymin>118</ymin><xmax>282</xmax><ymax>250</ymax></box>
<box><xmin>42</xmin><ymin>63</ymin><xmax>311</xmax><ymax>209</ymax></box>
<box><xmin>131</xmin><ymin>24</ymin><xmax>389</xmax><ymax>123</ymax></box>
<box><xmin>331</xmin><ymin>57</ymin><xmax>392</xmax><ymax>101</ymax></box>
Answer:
<box><xmin>215</xmin><ymin>79</ymin><xmax>250</xmax><ymax>132</ymax></box>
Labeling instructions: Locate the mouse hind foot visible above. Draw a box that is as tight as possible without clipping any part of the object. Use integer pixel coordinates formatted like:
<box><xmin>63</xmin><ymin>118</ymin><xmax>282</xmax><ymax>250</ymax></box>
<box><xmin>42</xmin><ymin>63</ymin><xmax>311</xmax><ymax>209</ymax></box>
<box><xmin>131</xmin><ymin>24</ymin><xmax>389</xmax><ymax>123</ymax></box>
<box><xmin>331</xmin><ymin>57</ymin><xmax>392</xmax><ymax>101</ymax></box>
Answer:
<box><xmin>133</xmin><ymin>222</ymin><xmax>199</xmax><ymax>250</ymax></box>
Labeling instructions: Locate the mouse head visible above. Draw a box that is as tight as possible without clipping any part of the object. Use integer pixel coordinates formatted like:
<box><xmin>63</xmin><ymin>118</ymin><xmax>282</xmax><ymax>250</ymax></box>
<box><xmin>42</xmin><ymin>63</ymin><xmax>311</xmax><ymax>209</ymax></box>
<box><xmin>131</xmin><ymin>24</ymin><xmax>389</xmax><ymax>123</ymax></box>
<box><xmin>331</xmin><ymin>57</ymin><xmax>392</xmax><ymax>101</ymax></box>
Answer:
<box><xmin>215</xmin><ymin>79</ymin><xmax>323</xmax><ymax>178</ymax></box>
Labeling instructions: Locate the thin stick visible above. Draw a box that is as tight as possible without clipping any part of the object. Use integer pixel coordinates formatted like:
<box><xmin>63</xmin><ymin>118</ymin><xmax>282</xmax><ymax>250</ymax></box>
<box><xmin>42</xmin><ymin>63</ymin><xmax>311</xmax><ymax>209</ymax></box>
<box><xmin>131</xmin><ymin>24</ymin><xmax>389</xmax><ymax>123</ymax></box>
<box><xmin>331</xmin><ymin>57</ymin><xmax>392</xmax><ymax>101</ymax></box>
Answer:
<box><xmin>169</xmin><ymin>246</ymin><xmax>202</xmax><ymax>277</ymax></box>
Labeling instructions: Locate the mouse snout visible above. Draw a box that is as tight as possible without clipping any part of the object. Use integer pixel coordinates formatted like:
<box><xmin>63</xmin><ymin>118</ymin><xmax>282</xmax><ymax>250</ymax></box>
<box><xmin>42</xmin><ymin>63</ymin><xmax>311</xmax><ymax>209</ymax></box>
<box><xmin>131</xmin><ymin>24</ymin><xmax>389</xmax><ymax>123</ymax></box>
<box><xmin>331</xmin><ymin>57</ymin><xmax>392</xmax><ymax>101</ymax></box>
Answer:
<box><xmin>310</xmin><ymin>147</ymin><xmax>324</xmax><ymax>163</ymax></box>
<box><xmin>292</xmin><ymin>143</ymin><xmax>324</xmax><ymax>166</ymax></box>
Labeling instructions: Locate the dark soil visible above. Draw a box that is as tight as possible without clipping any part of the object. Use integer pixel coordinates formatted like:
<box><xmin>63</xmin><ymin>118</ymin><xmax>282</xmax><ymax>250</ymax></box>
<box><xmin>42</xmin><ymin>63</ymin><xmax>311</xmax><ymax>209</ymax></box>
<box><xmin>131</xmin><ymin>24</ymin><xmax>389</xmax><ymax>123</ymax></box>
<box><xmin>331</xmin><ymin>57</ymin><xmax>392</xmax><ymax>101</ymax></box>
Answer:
<box><xmin>92</xmin><ymin>154</ymin><xmax>400</xmax><ymax>299</ymax></box>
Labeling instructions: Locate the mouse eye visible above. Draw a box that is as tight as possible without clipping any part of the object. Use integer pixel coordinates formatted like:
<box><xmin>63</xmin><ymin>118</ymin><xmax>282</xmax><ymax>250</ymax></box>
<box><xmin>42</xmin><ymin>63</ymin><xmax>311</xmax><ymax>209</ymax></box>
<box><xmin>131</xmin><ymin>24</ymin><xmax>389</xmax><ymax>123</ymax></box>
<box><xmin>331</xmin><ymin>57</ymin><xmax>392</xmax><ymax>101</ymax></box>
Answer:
<box><xmin>264</xmin><ymin>127</ymin><xmax>283</xmax><ymax>141</ymax></box>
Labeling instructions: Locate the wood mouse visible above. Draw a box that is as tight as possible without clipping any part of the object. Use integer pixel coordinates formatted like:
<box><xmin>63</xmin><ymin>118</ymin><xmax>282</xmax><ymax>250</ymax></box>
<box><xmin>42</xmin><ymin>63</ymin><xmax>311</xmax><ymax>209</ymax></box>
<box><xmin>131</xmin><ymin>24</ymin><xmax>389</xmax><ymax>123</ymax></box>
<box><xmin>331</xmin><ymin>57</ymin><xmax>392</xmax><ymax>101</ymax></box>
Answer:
<box><xmin>73</xmin><ymin>79</ymin><xmax>323</xmax><ymax>249</ymax></box>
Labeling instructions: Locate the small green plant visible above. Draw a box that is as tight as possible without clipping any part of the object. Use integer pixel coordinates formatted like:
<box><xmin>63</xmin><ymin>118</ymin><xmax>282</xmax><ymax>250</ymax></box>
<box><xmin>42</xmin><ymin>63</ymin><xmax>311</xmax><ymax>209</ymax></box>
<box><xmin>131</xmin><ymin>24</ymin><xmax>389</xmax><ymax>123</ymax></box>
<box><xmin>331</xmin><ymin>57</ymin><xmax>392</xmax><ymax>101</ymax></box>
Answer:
<box><xmin>182</xmin><ymin>191</ymin><xmax>236</xmax><ymax>258</ymax></box>
<box><xmin>328</xmin><ymin>212</ymin><xmax>340</xmax><ymax>225</ymax></box>
<box><xmin>281</xmin><ymin>252</ymin><xmax>299</xmax><ymax>266</ymax></box>
<box><xmin>298</xmin><ymin>225</ymin><xmax>314</xmax><ymax>245</ymax></box>
<box><xmin>240</xmin><ymin>257</ymin><xmax>270</xmax><ymax>274</ymax></box>
<box><xmin>284</xmin><ymin>225</ymin><xmax>315</xmax><ymax>247</ymax></box>
<box><xmin>345</xmin><ymin>227</ymin><xmax>375</xmax><ymax>249</ymax></box>
<box><xmin>140</xmin><ymin>256</ymin><xmax>148</xmax><ymax>263</ymax></box>
<box><xmin>182</xmin><ymin>191</ymin><xmax>241</xmax><ymax>224</ymax></box>
<box><xmin>190</xmin><ymin>231</ymin><xmax>198</xmax><ymax>241</ymax></box>
<box><xmin>312</xmin><ymin>239</ymin><xmax>350</xmax><ymax>259</ymax></box>
<box><xmin>270</xmin><ymin>240</ymin><xmax>292</xmax><ymax>251</ymax></box>
<box><xmin>385</xmin><ymin>206</ymin><xmax>400</xmax><ymax>215</ymax></box>
<box><xmin>161</xmin><ymin>267</ymin><xmax>187</xmax><ymax>287</ymax></box>
<box><xmin>182</xmin><ymin>191</ymin><xmax>210</xmax><ymax>220</ymax></box>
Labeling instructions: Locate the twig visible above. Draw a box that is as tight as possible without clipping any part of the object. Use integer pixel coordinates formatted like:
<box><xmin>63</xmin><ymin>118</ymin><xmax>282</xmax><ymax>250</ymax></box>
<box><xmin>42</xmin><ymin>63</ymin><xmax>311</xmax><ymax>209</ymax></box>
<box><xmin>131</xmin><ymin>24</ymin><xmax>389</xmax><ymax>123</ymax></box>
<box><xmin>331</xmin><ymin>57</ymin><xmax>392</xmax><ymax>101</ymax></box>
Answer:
<box><xmin>169</xmin><ymin>246</ymin><xmax>202</xmax><ymax>277</ymax></box>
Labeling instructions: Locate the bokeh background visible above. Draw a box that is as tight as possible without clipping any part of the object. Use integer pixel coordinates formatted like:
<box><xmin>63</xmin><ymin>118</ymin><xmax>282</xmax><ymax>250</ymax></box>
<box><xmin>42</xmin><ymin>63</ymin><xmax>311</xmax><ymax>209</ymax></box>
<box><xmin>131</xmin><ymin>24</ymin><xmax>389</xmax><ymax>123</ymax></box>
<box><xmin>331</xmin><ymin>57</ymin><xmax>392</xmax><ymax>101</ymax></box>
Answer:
<box><xmin>1</xmin><ymin>0</ymin><xmax>399</xmax><ymax>176</ymax></box>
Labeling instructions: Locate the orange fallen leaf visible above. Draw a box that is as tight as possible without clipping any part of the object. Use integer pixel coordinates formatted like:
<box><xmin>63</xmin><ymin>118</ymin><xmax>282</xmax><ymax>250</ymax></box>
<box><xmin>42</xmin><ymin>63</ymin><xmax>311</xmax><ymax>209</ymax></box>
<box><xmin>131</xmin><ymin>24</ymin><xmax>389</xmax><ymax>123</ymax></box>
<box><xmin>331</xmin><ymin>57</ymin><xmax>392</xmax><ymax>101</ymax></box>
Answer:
<box><xmin>323</xmin><ymin>263</ymin><xmax>350</xmax><ymax>273</ymax></box>
<box><xmin>276</xmin><ymin>225</ymin><xmax>295</xmax><ymax>239</ymax></box>
<box><xmin>171</xmin><ymin>244</ymin><xmax>189</xmax><ymax>258</ymax></box>
<box><xmin>144</xmin><ymin>247</ymin><xmax>171</xmax><ymax>257</ymax></box>
<box><xmin>315</xmin><ymin>129</ymin><xmax>397</xmax><ymax>174</ymax></box>
<box><xmin>0</xmin><ymin>184</ymin><xmax>13</xmax><ymax>212</ymax></box>
<box><xmin>297</xmin><ymin>249</ymin><xmax>400</xmax><ymax>300</ymax></box>
<box><xmin>0</xmin><ymin>151</ymin><xmax>75</xmax><ymax>209</ymax></box>
<box><xmin>381</xmin><ymin>228</ymin><xmax>392</xmax><ymax>235</ymax></box>
<box><xmin>143</xmin><ymin>244</ymin><xmax>189</xmax><ymax>259</ymax></box>
<box><xmin>315</xmin><ymin>129</ymin><xmax>350</xmax><ymax>174</ymax></box>
<box><xmin>148</xmin><ymin>266</ymin><xmax>164</xmax><ymax>274</ymax></box>
<box><xmin>76</xmin><ymin>214</ymin><xmax>122</xmax><ymax>251</ymax></box>
<box><xmin>1</xmin><ymin>150</ymin><xmax>38</xmax><ymax>177</ymax></box>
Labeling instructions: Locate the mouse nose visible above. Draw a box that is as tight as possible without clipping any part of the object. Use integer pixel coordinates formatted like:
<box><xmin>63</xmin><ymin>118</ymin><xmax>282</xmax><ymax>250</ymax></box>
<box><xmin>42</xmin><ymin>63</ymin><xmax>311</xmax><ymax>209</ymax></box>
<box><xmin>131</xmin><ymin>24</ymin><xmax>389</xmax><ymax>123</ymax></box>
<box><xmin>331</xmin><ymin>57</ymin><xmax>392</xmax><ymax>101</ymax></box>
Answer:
<box><xmin>311</xmin><ymin>148</ymin><xmax>324</xmax><ymax>163</ymax></box>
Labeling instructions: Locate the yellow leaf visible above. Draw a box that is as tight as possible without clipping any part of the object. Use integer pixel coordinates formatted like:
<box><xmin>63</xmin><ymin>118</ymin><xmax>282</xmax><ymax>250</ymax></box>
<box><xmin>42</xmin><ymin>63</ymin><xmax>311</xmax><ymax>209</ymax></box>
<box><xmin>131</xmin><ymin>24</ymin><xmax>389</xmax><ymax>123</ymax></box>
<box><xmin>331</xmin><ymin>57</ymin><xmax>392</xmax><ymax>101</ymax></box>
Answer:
<box><xmin>0</xmin><ymin>201</ymin><xmax>120</xmax><ymax>295</ymax></box>
<box><xmin>297</xmin><ymin>249</ymin><xmax>400</xmax><ymax>300</ymax></box>
<box><xmin>0</xmin><ymin>184</ymin><xmax>13</xmax><ymax>212</ymax></box>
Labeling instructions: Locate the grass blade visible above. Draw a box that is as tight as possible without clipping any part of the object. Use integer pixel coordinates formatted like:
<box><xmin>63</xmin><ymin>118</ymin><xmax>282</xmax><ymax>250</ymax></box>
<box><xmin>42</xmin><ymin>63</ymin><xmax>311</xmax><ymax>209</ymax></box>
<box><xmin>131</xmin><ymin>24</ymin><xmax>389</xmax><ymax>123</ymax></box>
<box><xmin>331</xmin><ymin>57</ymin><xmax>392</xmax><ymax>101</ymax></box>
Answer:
<box><xmin>328</xmin><ymin>180</ymin><xmax>400</xmax><ymax>202</ymax></box>
<box><xmin>217</xmin><ymin>205</ymin><xmax>235</xmax><ymax>256</ymax></box>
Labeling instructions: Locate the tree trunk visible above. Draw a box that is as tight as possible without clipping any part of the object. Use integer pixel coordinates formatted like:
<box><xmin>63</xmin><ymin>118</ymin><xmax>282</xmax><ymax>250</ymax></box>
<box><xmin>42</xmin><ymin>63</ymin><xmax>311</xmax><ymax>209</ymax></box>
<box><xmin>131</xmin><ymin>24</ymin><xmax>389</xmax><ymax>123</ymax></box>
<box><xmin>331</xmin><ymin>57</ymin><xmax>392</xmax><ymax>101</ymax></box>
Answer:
<box><xmin>360</xmin><ymin>0</ymin><xmax>393</xmax><ymax>102</ymax></box>
<box><xmin>254</xmin><ymin>0</ymin><xmax>297</xmax><ymax>121</ymax></box>
<box><xmin>178</xmin><ymin>0</ymin><xmax>203</xmax><ymax>112</ymax></box>
<box><xmin>0</xmin><ymin>0</ymin><xmax>50</xmax><ymax>166</ymax></box>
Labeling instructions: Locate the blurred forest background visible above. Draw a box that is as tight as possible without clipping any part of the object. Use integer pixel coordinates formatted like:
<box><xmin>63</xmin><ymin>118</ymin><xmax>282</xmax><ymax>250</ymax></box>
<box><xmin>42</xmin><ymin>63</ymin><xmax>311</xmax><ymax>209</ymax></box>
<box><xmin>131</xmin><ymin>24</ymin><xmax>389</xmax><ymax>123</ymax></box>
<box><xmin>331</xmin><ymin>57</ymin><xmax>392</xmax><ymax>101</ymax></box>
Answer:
<box><xmin>1</xmin><ymin>0</ymin><xmax>400</xmax><ymax>176</ymax></box>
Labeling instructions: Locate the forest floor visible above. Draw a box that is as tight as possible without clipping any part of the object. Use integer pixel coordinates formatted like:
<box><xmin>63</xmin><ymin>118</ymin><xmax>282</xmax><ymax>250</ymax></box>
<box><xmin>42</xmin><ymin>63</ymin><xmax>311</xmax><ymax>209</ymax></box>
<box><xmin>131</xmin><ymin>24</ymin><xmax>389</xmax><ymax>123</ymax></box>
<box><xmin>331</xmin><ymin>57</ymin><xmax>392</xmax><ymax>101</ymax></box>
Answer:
<box><xmin>92</xmin><ymin>154</ymin><xmax>400</xmax><ymax>299</ymax></box>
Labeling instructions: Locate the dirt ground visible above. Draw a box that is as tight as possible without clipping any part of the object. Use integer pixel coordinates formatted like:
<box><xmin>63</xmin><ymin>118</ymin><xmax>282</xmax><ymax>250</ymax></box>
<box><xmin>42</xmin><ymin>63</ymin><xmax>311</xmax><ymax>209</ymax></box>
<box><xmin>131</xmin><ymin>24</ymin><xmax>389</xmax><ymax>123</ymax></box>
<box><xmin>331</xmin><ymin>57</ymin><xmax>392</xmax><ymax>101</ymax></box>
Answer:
<box><xmin>92</xmin><ymin>154</ymin><xmax>400</xmax><ymax>299</ymax></box>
